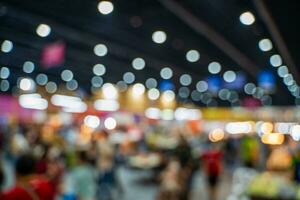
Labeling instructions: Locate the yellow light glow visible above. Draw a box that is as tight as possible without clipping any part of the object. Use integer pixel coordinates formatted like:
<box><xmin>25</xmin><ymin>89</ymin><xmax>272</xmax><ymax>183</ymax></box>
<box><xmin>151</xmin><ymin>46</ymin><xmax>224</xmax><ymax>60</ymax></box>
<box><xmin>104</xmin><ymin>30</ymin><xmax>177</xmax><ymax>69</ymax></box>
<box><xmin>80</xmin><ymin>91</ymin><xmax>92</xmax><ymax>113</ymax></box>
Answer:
<box><xmin>102</xmin><ymin>83</ymin><xmax>118</xmax><ymax>99</ymax></box>
<box><xmin>132</xmin><ymin>83</ymin><xmax>145</xmax><ymax>96</ymax></box>
<box><xmin>209</xmin><ymin>128</ymin><xmax>225</xmax><ymax>142</ymax></box>
<box><xmin>161</xmin><ymin>90</ymin><xmax>175</xmax><ymax>102</ymax></box>
<box><xmin>260</xmin><ymin>122</ymin><xmax>273</xmax><ymax>134</ymax></box>
<box><xmin>261</xmin><ymin>133</ymin><xmax>284</xmax><ymax>145</ymax></box>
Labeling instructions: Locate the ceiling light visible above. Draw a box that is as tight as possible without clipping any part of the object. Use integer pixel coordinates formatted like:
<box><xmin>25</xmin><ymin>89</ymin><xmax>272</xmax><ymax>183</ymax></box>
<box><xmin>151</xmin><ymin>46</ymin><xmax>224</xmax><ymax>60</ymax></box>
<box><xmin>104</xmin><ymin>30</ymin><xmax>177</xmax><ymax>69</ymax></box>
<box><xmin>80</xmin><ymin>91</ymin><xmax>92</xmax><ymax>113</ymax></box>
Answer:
<box><xmin>132</xmin><ymin>83</ymin><xmax>145</xmax><ymax>96</ymax></box>
<box><xmin>36</xmin><ymin>24</ymin><xmax>51</xmax><ymax>37</ymax></box>
<box><xmin>132</xmin><ymin>57</ymin><xmax>145</xmax><ymax>70</ymax></box>
<box><xmin>36</xmin><ymin>74</ymin><xmax>48</xmax><ymax>86</ymax></box>
<box><xmin>93</xmin><ymin>64</ymin><xmax>106</xmax><ymax>76</ymax></box>
<box><xmin>102</xmin><ymin>83</ymin><xmax>118</xmax><ymax>99</ymax></box>
<box><xmin>208</xmin><ymin>62</ymin><xmax>221</xmax><ymax>74</ymax></box>
<box><xmin>145</xmin><ymin>78</ymin><xmax>157</xmax><ymax>89</ymax></box>
<box><xmin>0</xmin><ymin>67</ymin><xmax>10</xmax><ymax>79</ymax></box>
<box><xmin>160</xmin><ymin>67</ymin><xmax>173</xmax><ymax>79</ymax></box>
<box><xmin>186</xmin><ymin>50</ymin><xmax>200</xmax><ymax>62</ymax></box>
<box><xmin>147</xmin><ymin>88</ymin><xmax>160</xmax><ymax>100</ymax></box>
<box><xmin>258</xmin><ymin>39</ymin><xmax>273</xmax><ymax>52</ymax></box>
<box><xmin>98</xmin><ymin>1</ymin><xmax>114</xmax><ymax>15</ymax></box>
<box><xmin>239</xmin><ymin>11</ymin><xmax>255</xmax><ymax>25</ymax></box>
<box><xmin>61</xmin><ymin>70</ymin><xmax>74</xmax><ymax>82</ymax></box>
<box><xmin>270</xmin><ymin>54</ymin><xmax>282</xmax><ymax>67</ymax></box>
<box><xmin>123</xmin><ymin>72</ymin><xmax>135</xmax><ymax>84</ymax></box>
<box><xmin>23</xmin><ymin>61</ymin><xmax>35</xmax><ymax>73</ymax></box>
<box><xmin>94</xmin><ymin>44</ymin><xmax>108</xmax><ymax>56</ymax></box>
<box><xmin>152</xmin><ymin>31</ymin><xmax>167</xmax><ymax>44</ymax></box>
<box><xmin>196</xmin><ymin>80</ymin><xmax>208</xmax><ymax>92</ymax></box>
<box><xmin>223</xmin><ymin>71</ymin><xmax>236</xmax><ymax>83</ymax></box>
<box><xmin>1</xmin><ymin>40</ymin><xmax>13</xmax><ymax>53</ymax></box>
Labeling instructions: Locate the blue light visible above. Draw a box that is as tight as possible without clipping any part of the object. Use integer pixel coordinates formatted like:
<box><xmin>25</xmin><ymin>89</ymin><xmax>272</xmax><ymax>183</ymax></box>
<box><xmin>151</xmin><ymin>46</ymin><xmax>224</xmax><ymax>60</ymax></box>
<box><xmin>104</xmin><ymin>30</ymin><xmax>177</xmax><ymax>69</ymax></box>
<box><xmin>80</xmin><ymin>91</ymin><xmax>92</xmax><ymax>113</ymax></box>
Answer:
<box><xmin>159</xmin><ymin>80</ymin><xmax>175</xmax><ymax>91</ymax></box>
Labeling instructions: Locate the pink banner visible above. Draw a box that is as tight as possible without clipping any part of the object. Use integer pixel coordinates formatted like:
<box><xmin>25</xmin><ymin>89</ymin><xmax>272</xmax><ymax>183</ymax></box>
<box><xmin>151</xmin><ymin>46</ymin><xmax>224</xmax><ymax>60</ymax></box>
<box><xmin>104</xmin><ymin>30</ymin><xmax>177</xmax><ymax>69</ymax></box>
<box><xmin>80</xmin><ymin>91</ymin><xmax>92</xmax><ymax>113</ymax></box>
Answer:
<box><xmin>41</xmin><ymin>41</ymin><xmax>65</xmax><ymax>68</ymax></box>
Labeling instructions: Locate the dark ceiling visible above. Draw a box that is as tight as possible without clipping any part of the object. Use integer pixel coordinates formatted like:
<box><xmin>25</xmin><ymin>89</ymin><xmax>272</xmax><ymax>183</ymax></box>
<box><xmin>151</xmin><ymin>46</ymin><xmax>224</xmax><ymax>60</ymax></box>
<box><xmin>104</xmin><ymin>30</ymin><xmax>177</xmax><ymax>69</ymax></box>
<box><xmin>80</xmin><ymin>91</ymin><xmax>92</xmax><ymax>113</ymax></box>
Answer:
<box><xmin>0</xmin><ymin>0</ymin><xmax>299</xmax><ymax>107</ymax></box>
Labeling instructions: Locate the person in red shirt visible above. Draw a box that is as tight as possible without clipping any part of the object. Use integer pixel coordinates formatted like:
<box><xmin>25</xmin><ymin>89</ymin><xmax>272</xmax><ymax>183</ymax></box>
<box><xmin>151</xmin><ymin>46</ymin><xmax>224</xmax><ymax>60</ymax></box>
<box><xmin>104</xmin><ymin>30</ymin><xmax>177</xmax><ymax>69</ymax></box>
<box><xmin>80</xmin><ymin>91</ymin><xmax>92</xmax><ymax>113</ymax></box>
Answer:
<box><xmin>1</xmin><ymin>154</ymin><xmax>54</xmax><ymax>200</ymax></box>
<box><xmin>201</xmin><ymin>143</ymin><xmax>223</xmax><ymax>200</ymax></box>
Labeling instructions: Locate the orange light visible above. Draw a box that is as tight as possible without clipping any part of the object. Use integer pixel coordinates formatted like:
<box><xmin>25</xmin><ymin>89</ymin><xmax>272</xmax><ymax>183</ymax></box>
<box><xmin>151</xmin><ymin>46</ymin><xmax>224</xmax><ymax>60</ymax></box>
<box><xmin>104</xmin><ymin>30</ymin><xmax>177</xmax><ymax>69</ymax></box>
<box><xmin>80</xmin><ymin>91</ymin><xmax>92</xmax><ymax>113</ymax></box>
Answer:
<box><xmin>261</xmin><ymin>133</ymin><xmax>284</xmax><ymax>145</ymax></box>
<box><xmin>209</xmin><ymin>128</ymin><xmax>225</xmax><ymax>142</ymax></box>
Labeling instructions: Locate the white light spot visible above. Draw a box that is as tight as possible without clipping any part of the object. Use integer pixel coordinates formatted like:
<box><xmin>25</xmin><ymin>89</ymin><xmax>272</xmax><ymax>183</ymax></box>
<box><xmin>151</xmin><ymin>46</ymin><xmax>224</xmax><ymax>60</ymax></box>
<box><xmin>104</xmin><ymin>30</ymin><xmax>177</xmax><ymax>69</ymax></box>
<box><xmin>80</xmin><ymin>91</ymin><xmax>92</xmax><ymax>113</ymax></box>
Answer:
<box><xmin>36</xmin><ymin>74</ymin><xmax>48</xmax><ymax>86</ymax></box>
<box><xmin>162</xmin><ymin>90</ymin><xmax>175</xmax><ymax>102</ymax></box>
<box><xmin>94</xmin><ymin>99</ymin><xmax>119</xmax><ymax>112</ymax></box>
<box><xmin>283</xmin><ymin>74</ymin><xmax>294</xmax><ymax>86</ymax></box>
<box><xmin>196</xmin><ymin>81</ymin><xmax>208</xmax><ymax>92</ymax></box>
<box><xmin>45</xmin><ymin>81</ymin><xmax>57</xmax><ymax>93</ymax></box>
<box><xmin>84</xmin><ymin>115</ymin><xmax>100</xmax><ymax>129</ymax></box>
<box><xmin>36</xmin><ymin>24</ymin><xmax>51</xmax><ymax>37</ymax></box>
<box><xmin>161</xmin><ymin>109</ymin><xmax>174</xmax><ymax>120</ymax></box>
<box><xmin>66</xmin><ymin>79</ymin><xmax>78</xmax><ymax>91</ymax></box>
<box><xmin>19</xmin><ymin>78</ymin><xmax>35</xmax><ymax>91</ymax></box>
<box><xmin>239</xmin><ymin>11</ymin><xmax>255</xmax><ymax>25</ymax></box>
<box><xmin>180</xmin><ymin>74</ymin><xmax>192</xmax><ymax>86</ymax></box>
<box><xmin>116</xmin><ymin>81</ymin><xmax>127</xmax><ymax>92</ymax></box>
<box><xmin>123</xmin><ymin>72</ymin><xmax>135</xmax><ymax>84</ymax></box>
<box><xmin>94</xmin><ymin>44</ymin><xmax>108</xmax><ymax>57</ymax></box>
<box><xmin>145</xmin><ymin>78</ymin><xmax>157</xmax><ymax>89</ymax></box>
<box><xmin>1</xmin><ymin>40</ymin><xmax>13</xmax><ymax>53</ymax></box>
<box><xmin>61</xmin><ymin>70</ymin><xmax>73</xmax><ymax>82</ymax></box>
<box><xmin>270</xmin><ymin>54</ymin><xmax>282</xmax><ymax>67</ymax></box>
<box><xmin>0</xmin><ymin>67</ymin><xmax>10</xmax><ymax>79</ymax></box>
<box><xmin>132</xmin><ymin>57</ymin><xmax>145</xmax><ymax>70</ymax></box>
<box><xmin>160</xmin><ymin>67</ymin><xmax>173</xmax><ymax>79</ymax></box>
<box><xmin>147</xmin><ymin>88</ymin><xmax>160</xmax><ymax>100</ymax></box>
<box><xmin>277</xmin><ymin>66</ymin><xmax>289</xmax><ymax>78</ymax></box>
<box><xmin>102</xmin><ymin>83</ymin><xmax>118</xmax><ymax>99</ymax></box>
<box><xmin>186</xmin><ymin>50</ymin><xmax>200</xmax><ymax>62</ymax></box>
<box><xmin>23</xmin><ymin>61</ymin><xmax>35</xmax><ymax>73</ymax></box>
<box><xmin>258</xmin><ymin>38</ymin><xmax>273</xmax><ymax>52</ymax></box>
<box><xmin>178</xmin><ymin>87</ymin><xmax>190</xmax><ymax>98</ymax></box>
<box><xmin>152</xmin><ymin>31</ymin><xmax>167</xmax><ymax>44</ymax></box>
<box><xmin>91</xmin><ymin>76</ymin><xmax>103</xmax><ymax>87</ymax></box>
<box><xmin>291</xmin><ymin>125</ymin><xmax>300</xmax><ymax>141</ymax></box>
<box><xmin>223</xmin><ymin>71</ymin><xmax>236</xmax><ymax>83</ymax></box>
<box><xmin>104</xmin><ymin>117</ymin><xmax>117</xmax><ymax>130</ymax></box>
<box><xmin>191</xmin><ymin>90</ymin><xmax>201</xmax><ymax>101</ymax></box>
<box><xmin>208</xmin><ymin>62</ymin><xmax>221</xmax><ymax>74</ymax></box>
<box><xmin>93</xmin><ymin>64</ymin><xmax>106</xmax><ymax>76</ymax></box>
<box><xmin>218</xmin><ymin>89</ymin><xmax>230</xmax><ymax>100</ymax></box>
<box><xmin>132</xmin><ymin>83</ymin><xmax>145</xmax><ymax>96</ymax></box>
<box><xmin>145</xmin><ymin>107</ymin><xmax>161</xmax><ymax>119</ymax></box>
<box><xmin>0</xmin><ymin>80</ymin><xmax>9</xmax><ymax>91</ymax></box>
<box><xmin>244</xmin><ymin>83</ymin><xmax>256</xmax><ymax>95</ymax></box>
<box><xmin>98</xmin><ymin>1</ymin><xmax>114</xmax><ymax>15</ymax></box>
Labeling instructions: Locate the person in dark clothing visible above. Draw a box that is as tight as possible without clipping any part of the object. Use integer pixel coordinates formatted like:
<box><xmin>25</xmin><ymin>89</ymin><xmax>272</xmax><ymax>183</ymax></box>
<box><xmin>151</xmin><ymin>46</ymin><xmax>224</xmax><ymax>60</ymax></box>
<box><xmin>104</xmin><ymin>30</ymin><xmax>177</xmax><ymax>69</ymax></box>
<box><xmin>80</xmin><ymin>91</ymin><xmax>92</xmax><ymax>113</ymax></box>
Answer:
<box><xmin>173</xmin><ymin>135</ymin><xmax>194</xmax><ymax>200</ymax></box>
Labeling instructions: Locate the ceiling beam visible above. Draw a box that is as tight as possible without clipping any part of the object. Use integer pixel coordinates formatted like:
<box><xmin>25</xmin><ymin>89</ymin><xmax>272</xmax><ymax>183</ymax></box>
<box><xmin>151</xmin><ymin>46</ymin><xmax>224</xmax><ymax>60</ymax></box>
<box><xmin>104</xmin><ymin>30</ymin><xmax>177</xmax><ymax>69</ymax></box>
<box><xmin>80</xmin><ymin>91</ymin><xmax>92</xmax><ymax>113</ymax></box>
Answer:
<box><xmin>253</xmin><ymin>0</ymin><xmax>300</xmax><ymax>82</ymax></box>
<box><xmin>4</xmin><ymin>4</ymin><xmax>201</xmax><ymax>81</ymax></box>
<box><xmin>158</xmin><ymin>0</ymin><xmax>260</xmax><ymax>77</ymax></box>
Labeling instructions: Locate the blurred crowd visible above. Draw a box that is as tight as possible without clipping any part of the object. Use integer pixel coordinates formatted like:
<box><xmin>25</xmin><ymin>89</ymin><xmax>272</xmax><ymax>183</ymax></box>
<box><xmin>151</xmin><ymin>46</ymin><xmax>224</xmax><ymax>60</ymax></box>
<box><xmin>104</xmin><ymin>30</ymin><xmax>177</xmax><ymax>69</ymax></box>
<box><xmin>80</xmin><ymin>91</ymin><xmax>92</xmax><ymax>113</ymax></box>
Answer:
<box><xmin>0</xmin><ymin>119</ymin><xmax>299</xmax><ymax>200</ymax></box>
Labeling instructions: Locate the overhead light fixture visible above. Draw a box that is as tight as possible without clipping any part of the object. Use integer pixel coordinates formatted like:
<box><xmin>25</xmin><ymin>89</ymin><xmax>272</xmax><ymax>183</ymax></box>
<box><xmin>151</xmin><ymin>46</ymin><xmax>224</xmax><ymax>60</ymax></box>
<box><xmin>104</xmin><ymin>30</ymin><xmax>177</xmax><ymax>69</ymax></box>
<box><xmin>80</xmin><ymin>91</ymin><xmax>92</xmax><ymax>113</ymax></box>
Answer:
<box><xmin>186</xmin><ymin>50</ymin><xmax>200</xmax><ymax>63</ymax></box>
<box><xmin>36</xmin><ymin>24</ymin><xmax>51</xmax><ymax>37</ymax></box>
<box><xmin>152</xmin><ymin>31</ymin><xmax>167</xmax><ymax>44</ymax></box>
<box><xmin>98</xmin><ymin>1</ymin><xmax>114</xmax><ymax>15</ymax></box>
<box><xmin>239</xmin><ymin>11</ymin><xmax>255</xmax><ymax>25</ymax></box>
